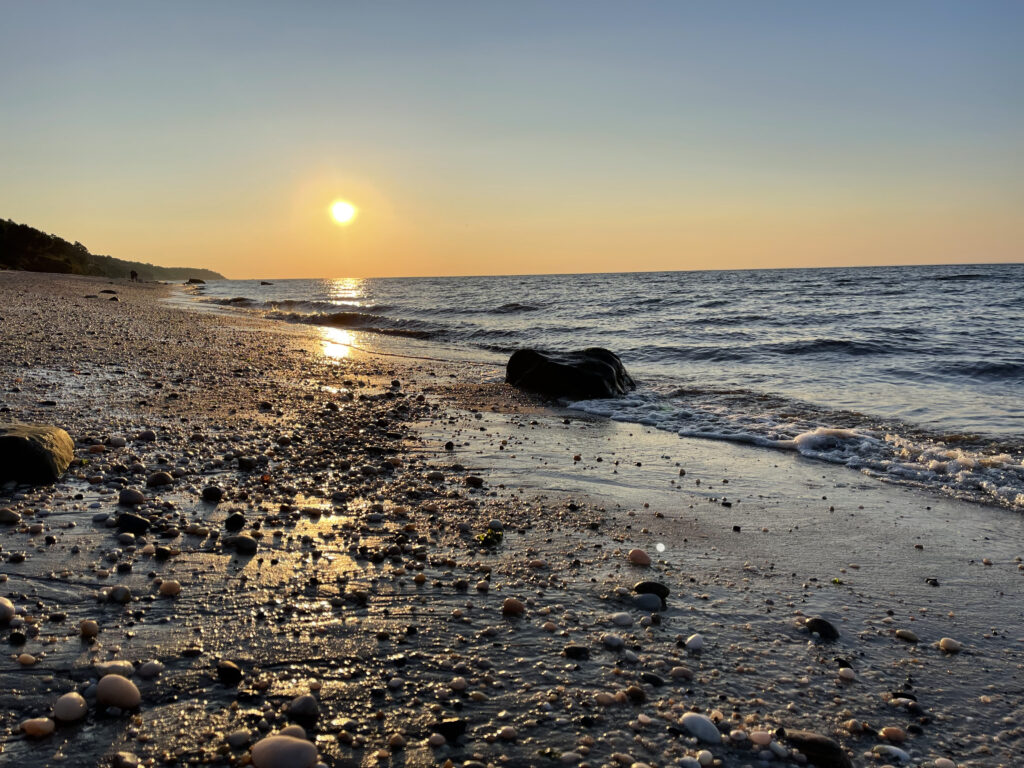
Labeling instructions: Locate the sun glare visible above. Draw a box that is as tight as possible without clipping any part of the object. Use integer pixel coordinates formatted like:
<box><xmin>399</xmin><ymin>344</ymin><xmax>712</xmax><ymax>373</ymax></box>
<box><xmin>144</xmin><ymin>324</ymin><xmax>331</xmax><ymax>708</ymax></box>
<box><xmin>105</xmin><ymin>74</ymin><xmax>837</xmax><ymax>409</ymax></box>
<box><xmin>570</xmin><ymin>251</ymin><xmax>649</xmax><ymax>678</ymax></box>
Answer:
<box><xmin>330</xmin><ymin>200</ymin><xmax>357</xmax><ymax>225</ymax></box>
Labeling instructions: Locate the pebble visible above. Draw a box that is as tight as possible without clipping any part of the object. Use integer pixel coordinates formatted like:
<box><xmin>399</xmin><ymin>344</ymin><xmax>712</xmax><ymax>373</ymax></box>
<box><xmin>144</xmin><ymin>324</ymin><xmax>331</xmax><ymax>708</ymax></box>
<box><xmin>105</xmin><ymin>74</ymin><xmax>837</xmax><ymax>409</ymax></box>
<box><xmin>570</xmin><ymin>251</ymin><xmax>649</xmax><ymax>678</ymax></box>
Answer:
<box><xmin>872</xmin><ymin>744</ymin><xmax>911</xmax><ymax>762</ymax></box>
<box><xmin>0</xmin><ymin>508</ymin><xmax>22</xmax><ymax>524</ymax></box>
<box><xmin>602</xmin><ymin>633</ymin><xmax>625</xmax><ymax>650</ymax></box>
<box><xmin>838</xmin><ymin>667</ymin><xmax>856</xmax><ymax>681</ymax></box>
<box><xmin>158</xmin><ymin>579</ymin><xmax>181</xmax><ymax>596</ymax></box>
<box><xmin>0</xmin><ymin>596</ymin><xmax>15</xmax><ymax>622</ymax></box>
<box><xmin>627</xmin><ymin>548</ymin><xmax>651</xmax><ymax>566</ymax></box>
<box><xmin>96</xmin><ymin>674</ymin><xmax>141</xmax><ymax>709</ymax></box>
<box><xmin>498</xmin><ymin>725</ymin><xmax>517</xmax><ymax>741</ymax></box>
<box><xmin>138</xmin><ymin>660</ymin><xmax>164</xmax><ymax>679</ymax></box>
<box><xmin>227</xmin><ymin>730</ymin><xmax>252</xmax><ymax>749</ymax></box>
<box><xmin>250</xmin><ymin>735</ymin><xmax>318</xmax><ymax>768</ymax></box>
<box><xmin>684</xmin><ymin>633</ymin><xmax>704</xmax><ymax>651</ymax></box>
<box><xmin>201</xmin><ymin>485</ymin><xmax>224</xmax><ymax>503</ymax></box>
<box><xmin>18</xmin><ymin>653</ymin><xmax>36</xmax><ymax>665</ymax></box>
<box><xmin>939</xmin><ymin>637</ymin><xmax>963</xmax><ymax>653</ymax></box>
<box><xmin>632</xmin><ymin>593</ymin><xmax>662</xmax><ymax>611</ymax></box>
<box><xmin>54</xmin><ymin>691</ymin><xmax>88</xmax><ymax>721</ymax></box>
<box><xmin>680</xmin><ymin>713</ymin><xmax>721</xmax><ymax>744</ymax></box>
<box><xmin>633</xmin><ymin>580</ymin><xmax>669</xmax><ymax>599</ymax></box>
<box><xmin>146</xmin><ymin>471</ymin><xmax>173</xmax><ymax>487</ymax></box>
<box><xmin>805</xmin><ymin>616</ymin><xmax>840</xmax><ymax>641</ymax></box>
<box><xmin>933</xmin><ymin>759</ymin><xmax>956</xmax><ymax>768</ymax></box>
<box><xmin>749</xmin><ymin>730</ymin><xmax>773</xmax><ymax>746</ymax></box>
<box><xmin>879</xmin><ymin>726</ymin><xmax>906</xmax><ymax>743</ymax></box>
<box><xmin>21</xmin><ymin>717</ymin><xmax>56</xmax><ymax>737</ymax></box>
<box><xmin>501</xmin><ymin>597</ymin><xmax>525</xmax><ymax>616</ymax></box>
<box><xmin>895</xmin><ymin>629</ymin><xmax>919</xmax><ymax>643</ymax></box>
<box><xmin>108</xmin><ymin>585</ymin><xmax>132</xmax><ymax>604</ymax></box>
<box><xmin>286</xmin><ymin>694</ymin><xmax>319</xmax><ymax>720</ymax></box>
<box><xmin>118</xmin><ymin>488</ymin><xmax>145</xmax><ymax>507</ymax></box>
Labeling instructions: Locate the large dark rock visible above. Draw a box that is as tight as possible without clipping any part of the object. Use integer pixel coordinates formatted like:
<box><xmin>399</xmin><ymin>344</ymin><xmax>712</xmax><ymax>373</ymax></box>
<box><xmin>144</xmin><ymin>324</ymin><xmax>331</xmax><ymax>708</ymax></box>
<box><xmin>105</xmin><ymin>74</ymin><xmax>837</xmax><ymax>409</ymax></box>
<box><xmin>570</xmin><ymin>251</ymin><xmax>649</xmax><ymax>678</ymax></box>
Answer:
<box><xmin>0</xmin><ymin>424</ymin><xmax>74</xmax><ymax>484</ymax></box>
<box><xmin>506</xmin><ymin>348</ymin><xmax>635</xmax><ymax>399</ymax></box>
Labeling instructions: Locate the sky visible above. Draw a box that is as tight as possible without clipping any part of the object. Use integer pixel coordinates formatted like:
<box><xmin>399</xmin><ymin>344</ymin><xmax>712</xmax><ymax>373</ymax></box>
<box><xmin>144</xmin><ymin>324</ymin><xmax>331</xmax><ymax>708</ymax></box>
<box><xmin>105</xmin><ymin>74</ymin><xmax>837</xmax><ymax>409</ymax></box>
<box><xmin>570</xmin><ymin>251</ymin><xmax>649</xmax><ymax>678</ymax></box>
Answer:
<box><xmin>1</xmin><ymin>1</ymin><xmax>1021</xmax><ymax>279</ymax></box>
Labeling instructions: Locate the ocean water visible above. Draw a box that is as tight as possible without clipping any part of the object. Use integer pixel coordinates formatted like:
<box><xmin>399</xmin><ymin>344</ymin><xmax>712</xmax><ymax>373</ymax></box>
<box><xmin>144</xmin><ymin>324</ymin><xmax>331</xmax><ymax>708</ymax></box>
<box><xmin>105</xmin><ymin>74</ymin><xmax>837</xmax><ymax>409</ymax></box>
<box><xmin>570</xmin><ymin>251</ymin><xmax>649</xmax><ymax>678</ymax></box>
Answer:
<box><xmin>189</xmin><ymin>263</ymin><xmax>1024</xmax><ymax>511</ymax></box>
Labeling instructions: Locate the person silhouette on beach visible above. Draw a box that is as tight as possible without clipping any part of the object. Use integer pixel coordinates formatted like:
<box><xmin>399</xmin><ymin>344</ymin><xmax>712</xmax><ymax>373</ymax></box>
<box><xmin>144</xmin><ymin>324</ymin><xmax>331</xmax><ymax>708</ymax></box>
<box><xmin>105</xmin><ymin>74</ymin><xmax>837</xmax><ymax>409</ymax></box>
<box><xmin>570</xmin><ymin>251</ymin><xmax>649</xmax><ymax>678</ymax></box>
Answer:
<box><xmin>130</xmin><ymin>270</ymin><xmax>138</xmax><ymax>282</ymax></box>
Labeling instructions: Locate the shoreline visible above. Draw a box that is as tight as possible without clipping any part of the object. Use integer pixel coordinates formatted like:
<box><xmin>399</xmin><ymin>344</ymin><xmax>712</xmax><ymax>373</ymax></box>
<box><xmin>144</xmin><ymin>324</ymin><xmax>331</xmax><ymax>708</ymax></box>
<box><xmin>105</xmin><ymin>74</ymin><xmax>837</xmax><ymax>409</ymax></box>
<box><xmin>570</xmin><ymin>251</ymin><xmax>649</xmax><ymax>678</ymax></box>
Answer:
<box><xmin>1</xmin><ymin>271</ymin><xmax>1021</xmax><ymax>768</ymax></box>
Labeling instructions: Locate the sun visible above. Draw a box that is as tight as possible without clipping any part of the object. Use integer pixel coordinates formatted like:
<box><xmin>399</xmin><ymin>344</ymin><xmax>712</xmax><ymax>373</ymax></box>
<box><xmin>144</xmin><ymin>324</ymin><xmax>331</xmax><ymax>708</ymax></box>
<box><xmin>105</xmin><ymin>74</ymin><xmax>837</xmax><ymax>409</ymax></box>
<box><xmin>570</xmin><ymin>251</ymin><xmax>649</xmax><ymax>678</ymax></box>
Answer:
<box><xmin>330</xmin><ymin>200</ymin><xmax>358</xmax><ymax>225</ymax></box>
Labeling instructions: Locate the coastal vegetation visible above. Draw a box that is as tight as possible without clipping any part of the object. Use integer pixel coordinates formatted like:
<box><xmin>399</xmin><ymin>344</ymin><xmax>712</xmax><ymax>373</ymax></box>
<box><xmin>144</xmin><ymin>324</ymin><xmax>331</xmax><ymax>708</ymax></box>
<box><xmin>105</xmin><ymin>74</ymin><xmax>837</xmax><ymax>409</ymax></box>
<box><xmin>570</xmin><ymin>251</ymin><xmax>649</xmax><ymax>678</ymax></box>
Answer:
<box><xmin>0</xmin><ymin>218</ymin><xmax>223</xmax><ymax>281</ymax></box>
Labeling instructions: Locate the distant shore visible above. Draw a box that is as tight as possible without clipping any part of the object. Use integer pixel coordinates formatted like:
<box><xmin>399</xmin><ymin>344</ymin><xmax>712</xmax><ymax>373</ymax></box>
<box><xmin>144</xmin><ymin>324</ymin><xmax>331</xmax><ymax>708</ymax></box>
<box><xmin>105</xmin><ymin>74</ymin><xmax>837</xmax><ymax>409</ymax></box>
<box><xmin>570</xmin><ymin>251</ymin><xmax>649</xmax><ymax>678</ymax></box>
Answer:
<box><xmin>0</xmin><ymin>270</ymin><xmax>1021</xmax><ymax>768</ymax></box>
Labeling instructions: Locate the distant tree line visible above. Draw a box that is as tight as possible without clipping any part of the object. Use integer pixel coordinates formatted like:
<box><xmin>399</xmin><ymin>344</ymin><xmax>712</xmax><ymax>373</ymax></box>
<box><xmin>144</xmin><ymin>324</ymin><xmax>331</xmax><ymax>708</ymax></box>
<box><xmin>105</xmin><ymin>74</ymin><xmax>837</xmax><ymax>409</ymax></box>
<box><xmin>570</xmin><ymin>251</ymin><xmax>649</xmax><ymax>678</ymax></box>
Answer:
<box><xmin>0</xmin><ymin>218</ymin><xmax>224</xmax><ymax>281</ymax></box>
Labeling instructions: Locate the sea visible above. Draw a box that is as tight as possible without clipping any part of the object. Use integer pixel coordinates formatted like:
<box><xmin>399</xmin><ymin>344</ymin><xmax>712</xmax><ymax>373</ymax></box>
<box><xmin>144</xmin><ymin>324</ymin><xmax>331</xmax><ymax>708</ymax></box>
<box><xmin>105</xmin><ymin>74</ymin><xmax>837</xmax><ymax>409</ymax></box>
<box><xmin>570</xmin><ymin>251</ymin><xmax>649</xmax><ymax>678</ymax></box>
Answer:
<box><xmin>187</xmin><ymin>263</ymin><xmax>1024</xmax><ymax>512</ymax></box>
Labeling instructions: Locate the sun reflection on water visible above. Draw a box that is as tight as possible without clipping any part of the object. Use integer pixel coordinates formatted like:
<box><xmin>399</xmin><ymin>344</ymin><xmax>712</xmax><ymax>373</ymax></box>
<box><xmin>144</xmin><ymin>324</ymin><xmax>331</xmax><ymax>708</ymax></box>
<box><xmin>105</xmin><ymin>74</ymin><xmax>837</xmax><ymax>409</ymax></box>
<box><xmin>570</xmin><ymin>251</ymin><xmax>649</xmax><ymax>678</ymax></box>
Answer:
<box><xmin>321</xmin><ymin>327</ymin><xmax>355</xmax><ymax>360</ymax></box>
<box><xmin>328</xmin><ymin>277</ymin><xmax>365</xmax><ymax>303</ymax></box>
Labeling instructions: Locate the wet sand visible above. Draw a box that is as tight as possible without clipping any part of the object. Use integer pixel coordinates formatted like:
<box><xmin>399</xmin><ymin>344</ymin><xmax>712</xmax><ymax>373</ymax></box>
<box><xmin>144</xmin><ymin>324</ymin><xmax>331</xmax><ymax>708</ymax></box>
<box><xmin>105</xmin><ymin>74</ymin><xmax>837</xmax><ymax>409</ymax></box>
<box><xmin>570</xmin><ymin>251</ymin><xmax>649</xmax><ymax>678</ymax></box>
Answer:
<box><xmin>1</xmin><ymin>271</ymin><xmax>1021</xmax><ymax>768</ymax></box>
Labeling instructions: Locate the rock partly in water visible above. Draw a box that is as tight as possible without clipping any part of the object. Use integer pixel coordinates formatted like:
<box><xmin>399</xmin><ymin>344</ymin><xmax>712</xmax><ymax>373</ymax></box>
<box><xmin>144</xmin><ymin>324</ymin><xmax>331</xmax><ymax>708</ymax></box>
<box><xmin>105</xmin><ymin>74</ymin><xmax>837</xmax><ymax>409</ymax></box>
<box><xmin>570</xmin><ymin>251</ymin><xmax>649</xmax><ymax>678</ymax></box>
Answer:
<box><xmin>505</xmin><ymin>348</ymin><xmax>636</xmax><ymax>399</ymax></box>
<box><xmin>0</xmin><ymin>423</ymin><xmax>74</xmax><ymax>484</ymax></box>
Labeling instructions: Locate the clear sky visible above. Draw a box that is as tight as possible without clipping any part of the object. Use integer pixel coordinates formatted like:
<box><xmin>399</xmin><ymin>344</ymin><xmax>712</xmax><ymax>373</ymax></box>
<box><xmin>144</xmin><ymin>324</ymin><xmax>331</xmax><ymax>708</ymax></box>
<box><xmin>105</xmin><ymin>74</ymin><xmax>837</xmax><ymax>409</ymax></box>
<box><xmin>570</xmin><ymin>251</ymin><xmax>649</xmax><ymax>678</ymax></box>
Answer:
<box><xmin>1</xmin><ymin>1</ymin><xmax>1021</xmax><ymax>278</ymax></box>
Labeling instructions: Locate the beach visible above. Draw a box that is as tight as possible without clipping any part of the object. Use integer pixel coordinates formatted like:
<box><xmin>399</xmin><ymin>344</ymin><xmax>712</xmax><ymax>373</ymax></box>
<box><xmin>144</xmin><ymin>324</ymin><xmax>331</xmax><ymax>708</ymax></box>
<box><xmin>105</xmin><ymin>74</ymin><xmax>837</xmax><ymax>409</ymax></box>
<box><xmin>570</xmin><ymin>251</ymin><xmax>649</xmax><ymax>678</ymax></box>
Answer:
<box><xmin>1</xmin><ymin>271</ymin><xmax>1021</xmax><ymax>768</ymax></box>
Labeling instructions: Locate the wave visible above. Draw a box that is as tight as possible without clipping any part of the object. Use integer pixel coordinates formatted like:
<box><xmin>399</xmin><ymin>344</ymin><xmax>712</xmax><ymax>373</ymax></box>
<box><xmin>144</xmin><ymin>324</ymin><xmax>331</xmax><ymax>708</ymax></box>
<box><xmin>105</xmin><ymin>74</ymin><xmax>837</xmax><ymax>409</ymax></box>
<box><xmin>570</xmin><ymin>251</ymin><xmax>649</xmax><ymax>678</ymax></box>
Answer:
<box><xmin>934</xmin><ymin>273</ymin><xmax>987</xmax><ymax>281</ymax></box>
<box><xmin>939</xmin><ymin>360</ymin><xmax>1024</xmax><ymax>382</ymax></box>
<box><xmin>269</xmin><ymin>310</ymin><xmax>440</xmax><ymax>340</ymax></box>
<box><xmin>566</xmin><ymin>389</ymin><xmax>1024</xmax><ymax>512</ymax></box>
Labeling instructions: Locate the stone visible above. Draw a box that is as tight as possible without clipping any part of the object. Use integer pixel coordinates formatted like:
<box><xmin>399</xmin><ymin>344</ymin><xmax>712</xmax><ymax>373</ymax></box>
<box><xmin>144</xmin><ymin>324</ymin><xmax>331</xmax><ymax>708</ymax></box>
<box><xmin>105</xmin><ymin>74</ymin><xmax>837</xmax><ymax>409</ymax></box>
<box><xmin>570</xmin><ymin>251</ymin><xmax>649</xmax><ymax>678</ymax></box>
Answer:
<box><xmin>138</xmin><ymin>660</ymin><xmax>164</xmax><ymax>679</ymax></box>
<box><xmin>0</xmin><ymin>597</ymin><xmax>14</xmax><ymax>623</ymax></box>
<box><xmin>627</xmin><ymin>548</ymin><xmax>651</xmax><ymax>566</ymax></box>
<box><xmin>610</xmin><ymin>612</ymin><xmax>633</xmax><ymax>627</ymax></box>
<box><xmin>250</xmin><ymin>735</ymin><xmax>318</xmax><ymax>768</ymax></box>
<box><xmin>602</xmin><ymin>633</ymin><xmax>625</xmax><ymax>650</ymax></box>
<box><xmin>805</xmin><ymin>617</ymin><xmax>840</xmax><ymax>641</ymax></box>
<box><xmin>136</xmin><ymin>429</ymin><xmax>157</xmax><ymax>442</ymax></box>
<box><xmin>21</xmin><ymin>717</ymin><xmax>55</xmax><ymax>737</ymax></box>
<box><xmin>501</xmin><ymin>597</ymin><xmax>525</xmax><ymax>616</ymax></box>
<box><xmin>286</xmin><ymin>694</ymin><xmax>319</xmax><ymax>720</ymax></box>
<box><xmin>564</xmin><ymin>644</ymin><xmax>590</xmax><ymax>660</ymax></box>
<box><xmin>939</xmin><ymin>637</ymin><xmax>963</xmax><ymax>653</ymax></box>
<box><xmin>80</xmin><ymin>619</ymin><xmax>100</xmax><ymax>637</ymax></box>
<box><xmin>108</xmin><ymin>586</ymin><xmax>132</xmax><ymax>604</ymax></box>
<box><xmin>53</xmin><ymin>691</ymin><xmax>88</xmax><ymax>721</ymax></box>
<box><xmin>505</xmin><ymin>348</ymin><xmax>636</xmax><ymax>399</ymax></box>
<box><xmin>0</xmin><ymin>508</ymin><xmax>21</xmax><ymax>524</ymax></box>
<box><xmin>632</xmin><ymin>593</ymin><xmax>663</xmax><ymax>612</ymax></box>
<box><xmin>202</xmin><ymin>485</ymin><xmax>224</xmax><ymax>503</ymax></box>
<box><xmin>225</xmin><ymin>534</ymin><xmax>258</xmax><ymax>554</ymax></box>
<box><xmin>0</xmin><ymin>423</ymin><xmax>74</xmax><ymax>484</ymax></box>
<box><xmin>895</xmin><ymin>629</ymin><xmax>919</xmax><ymax>643</ymax></box>
<box><xmin>146</xmin><ymin>471</ymin><xmax>173</xmax><ymax>487</ymax></box>
<box><xmin>429</xmin><ymin>718</ymin><xmax>467</xmax><ymax>743</ymax></box>
<box><xmin>780</xmin><ymin>729</ymin><xmax>853</xmax><ymax>768</ymax></box>
<box><xmin>118</xmin><ymin>488</ymin><xmax>146</xmax><ymax>507</ymax></box>
<box><xmin>217</xmin><ymin>660</ymin><xmax>243</xmax><ymax>686</ymax></box>
<box><xmin>872</xmin><ymin>744</ymin><xmax>911</xmax><ymax>763</ymax></box>
<box><xmin>680</xmin><ymin>713</ymin><xmax>721</xmax><ymax>744</ymax></box>
<box><xmin>633</xmin><ymin>580</ymin><xmax>669</xmax><ymax>599</ymax></box>
<box><xmin>684</xmin><ymin>633</ymin><xmax>704</xmax><ymax>652</ymax></box>
<box><xmin>117</xmin><ymin>512</ymin><xmax>150</xmax><ymax>534</ymax></box>
<box><xmin>96</xmin><ymin>674</ymin><xmax>141</xmax><ymax>709</ymax></box>
<box><xmin>225</xmin><ymin>512</ymin><xmax>246</xmax><ymax>531</ymax></box>
<box><xmin>112</xmin><ymin>753</ymin><xmax>140</xmax><ymax>768</ymax></box>
<box><xmin>158</xmin><ymin>579</ymin><xmax>181</xmax><ymax>597</ymax></box>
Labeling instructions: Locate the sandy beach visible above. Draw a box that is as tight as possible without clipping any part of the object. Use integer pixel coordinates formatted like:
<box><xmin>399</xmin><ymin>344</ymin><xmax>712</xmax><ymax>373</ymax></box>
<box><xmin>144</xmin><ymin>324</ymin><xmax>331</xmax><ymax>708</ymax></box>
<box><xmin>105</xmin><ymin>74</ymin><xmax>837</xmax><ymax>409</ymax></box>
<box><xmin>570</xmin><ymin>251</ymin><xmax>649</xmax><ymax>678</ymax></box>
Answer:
<box><xmin>1</xmin><ymin>271</ymin><xmax>1021</xmax><ymax>768</ymax></box>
